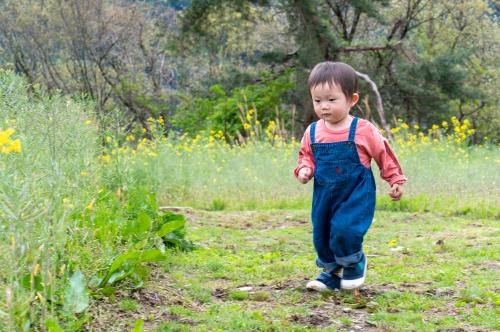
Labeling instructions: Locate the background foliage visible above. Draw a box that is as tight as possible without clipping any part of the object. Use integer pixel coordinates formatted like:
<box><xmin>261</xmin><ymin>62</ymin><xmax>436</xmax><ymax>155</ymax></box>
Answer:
<box><xmin>0</xmin><ymin>0</ymin><xmax>498</xmax><ymax>141</ymax></box>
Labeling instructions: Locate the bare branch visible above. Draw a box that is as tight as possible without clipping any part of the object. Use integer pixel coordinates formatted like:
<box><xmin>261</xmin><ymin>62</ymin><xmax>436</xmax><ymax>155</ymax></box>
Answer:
<box><xmin>338</xmin><ymin>42</ymin><xmax>401</xmax><ymax>53</ymax></box>
<box><xmin>355</xmin><ymin>70</ymin><xmax>390</xmax><ymax>134</ymax></box>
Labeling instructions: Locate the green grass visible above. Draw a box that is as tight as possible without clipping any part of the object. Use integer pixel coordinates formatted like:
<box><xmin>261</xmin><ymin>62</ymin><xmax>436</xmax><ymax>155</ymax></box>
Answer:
<box><xmin>1</xmin><ymin>71</ymin><xmax>499</xmax><ymax>330</ymax></box>
<box><xmin>148</xmin><ymin>137</ymin><xmax>499</xmax><ymax>218</ymax></box>
<box><xmin>87</xmin><ymin>209</ymin><xmax>500</xmax><ymax>331</ymax></box>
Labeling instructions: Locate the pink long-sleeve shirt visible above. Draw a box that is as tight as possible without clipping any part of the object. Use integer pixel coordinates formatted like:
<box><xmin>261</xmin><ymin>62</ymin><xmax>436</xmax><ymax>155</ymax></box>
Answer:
<box><xmin>294</xmin><ymin>117</ymin><xmax>407</xmax><ymax>186</ymax></box>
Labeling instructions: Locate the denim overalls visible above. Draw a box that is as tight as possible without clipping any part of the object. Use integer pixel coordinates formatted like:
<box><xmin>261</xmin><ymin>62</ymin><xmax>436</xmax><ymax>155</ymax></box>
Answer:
<box><xmin>310</xmin><ymin>117</ymin><xmax>376</xmax><ymax>271</ymax></box>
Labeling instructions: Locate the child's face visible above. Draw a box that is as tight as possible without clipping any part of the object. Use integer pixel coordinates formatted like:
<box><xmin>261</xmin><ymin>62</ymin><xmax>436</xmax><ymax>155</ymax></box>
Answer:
<box><xmin>310</xmin><ymin>82</ymin><xmax>359</xmax><ymax>127</ymax></box>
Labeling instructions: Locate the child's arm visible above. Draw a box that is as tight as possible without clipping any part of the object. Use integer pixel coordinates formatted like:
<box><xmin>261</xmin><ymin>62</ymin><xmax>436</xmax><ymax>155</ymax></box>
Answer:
<box><xmin>363</xmin><ymin>123</ymin><xmax>407</xmax><ymax>198</ymax></box>
<box><xmin>294</xmin><ymin>127</ymin><xmax>315</xmax><ymax>184</ymax></box>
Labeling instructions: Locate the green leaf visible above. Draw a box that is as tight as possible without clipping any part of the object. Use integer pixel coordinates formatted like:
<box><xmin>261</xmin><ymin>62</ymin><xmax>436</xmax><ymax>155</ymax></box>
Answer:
<box><xmin>210</xmin><ymin>84</ymin><xmax>226</xmax><ymax>97</ymax></box>
<box><xmin>63</xmin><ymin>270</ymin><xmax>89</xmax><ymax>314</ymax></box>
<box><xmin>21</xmin><ymin>274</ymin><xmax>44</xmax><ymax>292</ymax></box>
<box><xmin>99</xmin><ymin>249</ymin><xmax>165</xmax><ymax>287</ymax></box>
<box><xmin>139</xmin><ymin>249</ymin><xmax>164</xmax><ymax>262</ymax></box>
<box><xmin>129</xmin><ymin>265</ymin><xmax>150</xmax><ymax>289</ymax></box>
<box><xmin>45</xmin><ymin>317</ymin><xmax>64</xmax><ymax>332</ymax></box>
<box><xmin>99</xmin><ymin>251</ymin><xmax>141</xmax><ymax>287</ymax></box>
<box><xmin>108</xmin><ymin>251</ymin><xmax>141</xmax><ymax>275</ymax></box>
<box><xmin>100</xmin><ymin>286</ymin><xmax>116</xmax><ymax>297</ymax></box>
<box><xmin>107</xmin><ymin>269</ymin><xmax>133</xmax><ymax>285</ymax></box>
<box><xmin>163</xmin><ymin>232</ymin><xmax>195</xmax><ymax>251</ymax></box>
<box><xmin>130</xmin><ymin>319</ymin><xmax>145</xmax><ymax>332</ymax></box>
<box><xmin>156</xmin><ymin>212</ymin><xmax>185</xmax><ymax>237</ymax></box>
<box><xmin>124</xmin><ymin>211</ymin><xmax>152</xmax><ymax>238</ymax></box>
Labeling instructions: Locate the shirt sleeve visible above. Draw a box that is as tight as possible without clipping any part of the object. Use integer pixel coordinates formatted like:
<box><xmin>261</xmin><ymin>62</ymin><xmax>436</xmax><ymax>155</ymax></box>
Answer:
<box><xmin>364</xmin><ymin>123</ymin><xmax>407</xmax><ymax>186</ymax></box>
<box><xmin>293</xmin><ymin>126</ymin><xmax>315</xmax><ymax>179</ymax></box>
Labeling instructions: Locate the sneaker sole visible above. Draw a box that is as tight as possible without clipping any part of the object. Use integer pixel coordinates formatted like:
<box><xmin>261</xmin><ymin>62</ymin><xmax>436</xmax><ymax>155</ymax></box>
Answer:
<box><xmin>340</xmin><ymin>257</ymin><xmax>367</xmax><ymax>290</ymax></box>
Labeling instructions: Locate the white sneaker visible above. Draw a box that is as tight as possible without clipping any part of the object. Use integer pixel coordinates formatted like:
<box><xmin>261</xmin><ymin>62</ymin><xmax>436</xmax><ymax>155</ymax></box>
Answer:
<box><xmin>306</xmin><ymin>280</ymin><xmax>328</xmax><ymax>292</ymax></box>
<box><xmin>340</xmin><ymin>256</ymin><xmax>367</xmax><ymax>289</ymax></box>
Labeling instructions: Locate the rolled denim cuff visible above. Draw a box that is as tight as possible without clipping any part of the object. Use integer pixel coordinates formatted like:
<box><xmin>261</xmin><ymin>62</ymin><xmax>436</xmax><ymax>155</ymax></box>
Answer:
<box><xmin>315</xmin><ymin>257</ymin><xmax>340</xmax><ymax>272</ymax></box>
<box><xmin>335</xmin><ymin>251</ymin><xmax>363</xmax><ymax>267</ymax></box>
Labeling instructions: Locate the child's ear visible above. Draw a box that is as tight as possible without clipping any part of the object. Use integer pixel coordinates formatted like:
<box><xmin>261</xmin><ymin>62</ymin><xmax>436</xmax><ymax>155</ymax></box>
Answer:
<box><xmin>350</xmin><ymin>93</ymin><xmax>359</xmax><ymax>107</ymax></box>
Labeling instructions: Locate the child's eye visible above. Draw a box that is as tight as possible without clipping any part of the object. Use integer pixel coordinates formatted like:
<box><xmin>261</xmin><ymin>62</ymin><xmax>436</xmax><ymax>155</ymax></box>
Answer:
<box><xmin>313</xmin><ymin>100</ymin><xmax>320</xmax><ymax>103</ymax></box>
<box><xmin>329</xmin><ymin>99</ymin><xmax>336</xmax><ymax>102</ymax></box>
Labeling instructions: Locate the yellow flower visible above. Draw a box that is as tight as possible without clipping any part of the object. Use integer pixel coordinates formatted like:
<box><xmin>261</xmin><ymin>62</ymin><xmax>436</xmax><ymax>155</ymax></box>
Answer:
<box><xmin>84</xmin><ymin>120</ymin><xmax>92</xmax><ymax>125</ymax></box>
<box><xmin>0</xmin><ymin>129</ymin><xmax>14</xmax><ymax>145</ymax></box>
<box><xmin>401</xmin><ymin>123</ymin><xmax>409</xmax><ymax>129</ymax></box>
<box><xmin>5</xmin><ymin>128</ymin><xmax>15</xmax><ymax>136</ymax></box>
<box><xmin>388</xmin><ymin>239</ymin><xmax>398</xmax><ymax>247</ymax></box>
<box><xmin>80</xmin><ymin>171</ymin><xmax>88</xmax><ymax>177</ymax></box>
<box><xmin>243</xmin><ymin>123</ymin><xmax>251</xmax><ymax>130</ymax></box>
<box><xmin>442</xmin><ymin>121</ymin><xmax>448</xmax><ymax>128</ymax></box>
<box><xmin>432</xmin><ymin>125</ymin><xmax>439</xmax><ymax>130</ymax></box>
<box><xmin>100</xmin><ymin>154</ymin><xmax>111</xmax><ymax>163</ymax></box>
<box><xmin>105</xmin><ymin>136</ymin><xmax>113</xmax><ymax>143</ymax></box>
<box><xmin>8</xmin><ymin>139</ymin><xmax>21</xmax><ymax>153</ymax></box>
<box><xmin>390</xmin><ymin>127</ymin><xmax>400</xmax><ymax>134</ymax></box>
<box><xmin>413</xmin><ymin>124</ymin><xmax>420</xmax><ymax>130</ymax></box>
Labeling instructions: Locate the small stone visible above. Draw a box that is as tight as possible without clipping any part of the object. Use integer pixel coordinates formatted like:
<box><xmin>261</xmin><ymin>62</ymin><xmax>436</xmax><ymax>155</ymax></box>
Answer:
<box><xmin>237</xmin><ymin>286</ymin><xmax>253</xmax><ymax>291</ymax></box>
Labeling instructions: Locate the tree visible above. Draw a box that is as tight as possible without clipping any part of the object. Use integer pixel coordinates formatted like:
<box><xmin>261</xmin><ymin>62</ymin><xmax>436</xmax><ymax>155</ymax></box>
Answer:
<box><xmin>178</xmin><ymin>0</ymin><xmax>499</xmax><ymax>139</ymax></box>
<box><xmin>0</xmin><ymin>0</ymin><xmax>175</xmax><ymax>130</ymax></box>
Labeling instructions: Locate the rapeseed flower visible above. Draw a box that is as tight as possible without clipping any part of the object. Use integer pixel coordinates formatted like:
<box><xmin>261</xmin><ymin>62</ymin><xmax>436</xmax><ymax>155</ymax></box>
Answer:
<box><xmin>0</xmin><ymin>128</ymin><xmax>22</xmax><ymax>154</ymax></box>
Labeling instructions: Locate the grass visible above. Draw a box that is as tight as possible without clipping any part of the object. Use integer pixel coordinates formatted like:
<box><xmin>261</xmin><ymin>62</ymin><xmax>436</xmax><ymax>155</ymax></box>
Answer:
<box><xmin>87</xmin><ymin>209</ymin><xmax>500</xmax><ymax>331</ymax></box>
<box><xmin>0</xmin><ymin>71</ymin><xmax>499</xmax><ymax>330</ymax></box>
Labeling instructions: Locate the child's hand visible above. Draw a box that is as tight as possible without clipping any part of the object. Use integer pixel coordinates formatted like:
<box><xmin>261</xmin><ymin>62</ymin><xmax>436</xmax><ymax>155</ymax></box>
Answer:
<box><xmin>389</xmin><ymin>183</ymin><xmax>404</xmax><ymax>201</ymax></box>
<box><xmin>298</xmin><ymin>167</ymin><xmax>313</xmax><ymax>184</ymax></box>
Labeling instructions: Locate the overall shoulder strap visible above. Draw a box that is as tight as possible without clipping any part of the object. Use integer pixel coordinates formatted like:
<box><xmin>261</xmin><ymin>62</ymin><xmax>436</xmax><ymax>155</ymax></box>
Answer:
<box><xmin>310</xmin><ymin>121</ymin><xmax>317</xmax><ymax>143</ymax></box>
<box><xmin>348</xmin><ymin>117</ymin><xmax>358</xmax><ymax>141</ymax></box>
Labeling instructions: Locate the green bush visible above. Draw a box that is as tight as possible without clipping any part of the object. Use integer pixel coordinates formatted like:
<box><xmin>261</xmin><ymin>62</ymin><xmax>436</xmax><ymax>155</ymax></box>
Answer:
<box><xmin>172</xmin><ymin>70</ymin><xmax>294</xmax><ymax>137</ymax></box>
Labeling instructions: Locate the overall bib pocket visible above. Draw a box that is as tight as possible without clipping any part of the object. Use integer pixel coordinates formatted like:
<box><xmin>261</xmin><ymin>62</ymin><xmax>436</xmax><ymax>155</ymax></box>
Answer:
<box><xmin>314</xmin><ymin>160</ymin><xmax>351</xmax><ymax>187</ymax></box>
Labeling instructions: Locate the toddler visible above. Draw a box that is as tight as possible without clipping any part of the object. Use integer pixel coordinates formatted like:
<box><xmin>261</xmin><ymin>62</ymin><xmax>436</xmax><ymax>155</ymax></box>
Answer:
<box><xmin>295</xmin><ymin>61</ymin><xmax>407</xmax><ymax>291</ymax></box>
